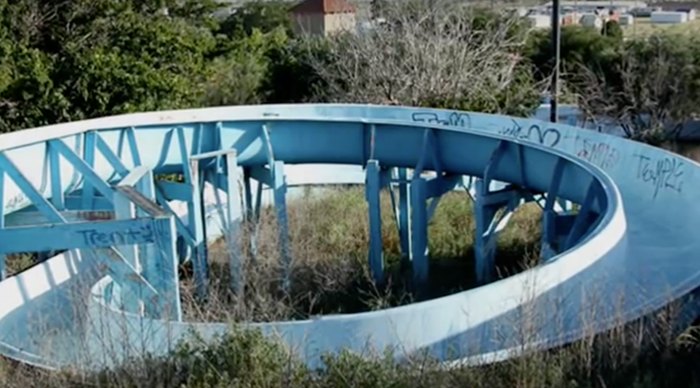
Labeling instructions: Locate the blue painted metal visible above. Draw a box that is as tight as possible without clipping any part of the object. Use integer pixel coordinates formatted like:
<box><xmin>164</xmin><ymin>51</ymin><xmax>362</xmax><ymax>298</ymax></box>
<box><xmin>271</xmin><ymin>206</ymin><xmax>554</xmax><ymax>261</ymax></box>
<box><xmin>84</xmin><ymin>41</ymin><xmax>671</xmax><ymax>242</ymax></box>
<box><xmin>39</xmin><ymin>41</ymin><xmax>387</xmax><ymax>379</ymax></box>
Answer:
<box><xmin>6</xmin><ymin>103</ymin><xmax>700</xmax><ymax>376</ymax></box>
<box><xmin>0</xmin><ymin>217</ymin><xmax>159</xmax><ymax>252</ymax></box>
<box><xmin>154</xmin><ymin>184</ymin><xmax>196</xmax><ymax>247</ymax></box>
<box><xmin>0</xmin><ymin>152</ymin><xmax>66</xmax><ymax>224</ymax></box>
<box><xmin>113</xmin><ymin>184</ymin><xmax>140</xmax><ymax>315</ymax></box>
<box><xmin>272</xmin><ymin>160</ymin><xmax>291</xmax><ymax>291</ymax></box>
<box><xmin>187</xmin><ymin>154</ymin><xmax>208</xmax><ymax>300</ymax></box>
<box><xmin>95</xmin><ymin>134</ymin><xmax>130</xmax><ymax>178</ymax></box>
<box><xmin>115</xmin><ymin>186</ymin><xmax>182</xmax><ymax>321</ymax></box>
<box><xmin>0</xmin><ymin>169</ymin><xmax>4</xmax><ymax>280</ymax></box>
<box><xmin>563</xmin><ymin>181</ymin><xmax>599</xmax><ymax>250</ymax></box>
<box><xmin>126</xmin><ymin>127</ymin><xmax>142</xmax><ymax>166</ymax></box>
<box><xmin>410</xmin><ymin>176</ymin><xmax>429</xmax><ymax>290</ymax></box>
<box><xmin>82</xmin><ymin>131</ymin><xmax>97</xmax><ymax>209</ymax></box>
<box><xmin>473</xmin><ymin>180</ymin><xmax>526</xmax><ymax>284</ymax></box>
<box><xmin>397</xmin><ymin>168</ymin><xmax>411</xmax><ymax>267</ymax></box>
<box><xmin>48</xmin><ymin>142</ymin><xmax>65</xmax><ymax>210</ymax></box>
<box><xmin>148</xmin><ymin>126</ymin><xmax>209</xmax><ymax>300</ymax></box>
<box><xmin>4</xmin><ymin>210</ymin><xmax>115</xmax><ymax>227</ymax></box>
<box><xmin>540</xmin><ymin>158</ymin><xmax>583</xmax><ymax>260</ymax></box>
<box><xmin>193</xmin><ymin>148</ymin><xmax>244</xmax><ymax>294</ymax></box>
<box><xmin>224</xmin><ymin>150</ymin><xmax>243</xmax><ymax>294</ymax></box>
<box><xmin>366</xmin><ymin>160</ymin><xmax>384</xmax><ymax>284</ymax></box>
<box><xmin>236</xmin><ymin>124</ymin><xmax>292</xmax><ymax>290</ymax></box>
<box><xmin>50</xmin><ymin>139</ymin><xmax>115</xmax><ymax>203</ymax></box>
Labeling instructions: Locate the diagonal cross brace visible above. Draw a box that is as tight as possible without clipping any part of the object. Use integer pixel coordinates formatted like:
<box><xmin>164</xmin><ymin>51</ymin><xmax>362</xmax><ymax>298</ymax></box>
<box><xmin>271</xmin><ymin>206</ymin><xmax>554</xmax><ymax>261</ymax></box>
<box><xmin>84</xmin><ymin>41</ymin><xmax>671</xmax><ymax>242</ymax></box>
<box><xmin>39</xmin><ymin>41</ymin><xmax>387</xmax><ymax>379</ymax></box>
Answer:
<box><xmin>93</xmin><ymin>247</ymin><xmax>159</xmax><ymax>304</ymax></box>
<box><xmin>0</xmin><ymin>148</ymin><xmax>174</xmax><ymax>317</ymax></box>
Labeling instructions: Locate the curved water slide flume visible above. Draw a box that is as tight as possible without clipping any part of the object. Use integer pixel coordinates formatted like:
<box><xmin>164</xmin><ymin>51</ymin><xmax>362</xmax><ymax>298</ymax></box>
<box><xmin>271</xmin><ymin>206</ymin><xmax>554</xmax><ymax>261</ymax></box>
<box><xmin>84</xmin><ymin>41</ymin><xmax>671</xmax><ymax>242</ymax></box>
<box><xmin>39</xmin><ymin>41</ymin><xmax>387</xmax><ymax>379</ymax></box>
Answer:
<box><xmin>0</xmin><ymin>103</ymin><xmax>697</xmax><ymax>372</ymax></box>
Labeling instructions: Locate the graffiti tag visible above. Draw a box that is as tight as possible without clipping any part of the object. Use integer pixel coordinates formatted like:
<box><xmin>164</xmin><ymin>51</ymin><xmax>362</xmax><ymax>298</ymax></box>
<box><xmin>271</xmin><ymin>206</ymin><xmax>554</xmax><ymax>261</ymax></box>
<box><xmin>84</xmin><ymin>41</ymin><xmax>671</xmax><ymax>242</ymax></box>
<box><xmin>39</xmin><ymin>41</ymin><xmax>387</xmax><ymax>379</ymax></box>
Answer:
<box><xmin>498</xmin><ymin>120</ymin><xmax>561</xmax><ymax>147</ymax></box>
<box><xmin>78</xmin><ymin>224</ymin><xmax>155</xmax><ymax>247</ymax></box>
<box><xmin>411</xmin><ymin>111</ymin><xmax>471</xmax><ymax>127</ymax></box>
<box><xmin>574</xmin><ymin>137</ymin><xmax>620</xmax><ymax>170</ymax></box>
<box><xmin>5</xmin><ymin>194</ymin><xmax>26</xmax><ymax>212</ymax></box>
<box><xmin>633</xmin><ymin>154</ymin><xmax>684</xmax><ymax>199</ymax></box>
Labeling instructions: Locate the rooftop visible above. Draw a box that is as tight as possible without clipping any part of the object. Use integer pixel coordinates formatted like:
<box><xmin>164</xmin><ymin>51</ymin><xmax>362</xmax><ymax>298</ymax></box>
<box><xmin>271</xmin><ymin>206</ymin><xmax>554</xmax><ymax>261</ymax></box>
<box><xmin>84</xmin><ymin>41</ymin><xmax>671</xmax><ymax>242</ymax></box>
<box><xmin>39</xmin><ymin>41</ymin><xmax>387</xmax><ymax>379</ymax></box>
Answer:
<box><xmin>290</xmin><ymin>0</ymin><xmax>356</xmax><ymax>14</ymax></box>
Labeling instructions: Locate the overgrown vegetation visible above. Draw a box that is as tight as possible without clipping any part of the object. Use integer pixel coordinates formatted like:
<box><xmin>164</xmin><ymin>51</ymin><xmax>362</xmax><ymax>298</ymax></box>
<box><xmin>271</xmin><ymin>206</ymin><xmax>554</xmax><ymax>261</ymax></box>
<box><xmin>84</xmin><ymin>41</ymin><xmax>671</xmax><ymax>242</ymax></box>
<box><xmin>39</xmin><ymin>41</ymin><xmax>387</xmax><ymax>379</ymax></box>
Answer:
<box><xmin>3</xmin><ymin>306</ymin><xmax>700</xmax><ymax>387</ymax></box>
<box><xmin>2</xmin><ymin>0</ymin><xmax>698</xmax><ymax>142</ymax></box>
<box><xmin>181</xmin><ymin>187</ymin><xmax>541</xmax><ymax>322</ymax></box>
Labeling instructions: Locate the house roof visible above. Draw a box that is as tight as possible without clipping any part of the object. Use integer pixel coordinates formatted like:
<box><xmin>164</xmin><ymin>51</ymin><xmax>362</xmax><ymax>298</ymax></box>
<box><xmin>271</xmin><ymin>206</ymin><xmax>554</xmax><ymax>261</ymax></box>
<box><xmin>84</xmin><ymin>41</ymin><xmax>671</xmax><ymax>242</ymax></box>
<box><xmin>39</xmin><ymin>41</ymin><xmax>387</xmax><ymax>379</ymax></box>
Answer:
<box><xmin>290</xmin><ymin>0</ymin><xmax>356</xmax><ymax>15</ymax></box>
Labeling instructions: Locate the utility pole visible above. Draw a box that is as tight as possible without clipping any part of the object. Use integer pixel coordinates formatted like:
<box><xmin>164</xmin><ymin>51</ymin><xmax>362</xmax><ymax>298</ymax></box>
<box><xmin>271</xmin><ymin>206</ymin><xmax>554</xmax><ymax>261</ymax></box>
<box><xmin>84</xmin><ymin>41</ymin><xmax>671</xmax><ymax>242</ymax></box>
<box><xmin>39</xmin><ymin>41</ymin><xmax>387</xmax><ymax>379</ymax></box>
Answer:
<box><xmin>550</xmin><ymin>0</ymin><xmax>561</xmax><ymax>123</ymax></box>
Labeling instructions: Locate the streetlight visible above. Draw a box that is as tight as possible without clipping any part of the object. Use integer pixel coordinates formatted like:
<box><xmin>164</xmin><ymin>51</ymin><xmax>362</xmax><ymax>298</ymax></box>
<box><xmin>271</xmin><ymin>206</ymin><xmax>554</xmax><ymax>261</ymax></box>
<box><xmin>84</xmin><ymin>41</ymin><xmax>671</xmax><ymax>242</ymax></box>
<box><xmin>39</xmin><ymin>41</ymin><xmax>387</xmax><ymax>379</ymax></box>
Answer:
<box><xmin>550</xmin><ymin>0</ymin><xmax>561</xmax><ymax>123</ymax></box>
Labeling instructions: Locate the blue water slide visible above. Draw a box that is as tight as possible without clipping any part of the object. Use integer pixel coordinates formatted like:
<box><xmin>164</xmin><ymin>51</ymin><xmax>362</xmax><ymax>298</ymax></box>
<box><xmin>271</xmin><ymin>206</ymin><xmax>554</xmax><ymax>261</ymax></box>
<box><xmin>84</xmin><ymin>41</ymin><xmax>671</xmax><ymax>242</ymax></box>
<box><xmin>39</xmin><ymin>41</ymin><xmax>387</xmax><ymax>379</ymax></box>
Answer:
<box><xmin>0</xmin><ymin>104</ymin><xmax>695</xmax><ymax>371</ymax></box>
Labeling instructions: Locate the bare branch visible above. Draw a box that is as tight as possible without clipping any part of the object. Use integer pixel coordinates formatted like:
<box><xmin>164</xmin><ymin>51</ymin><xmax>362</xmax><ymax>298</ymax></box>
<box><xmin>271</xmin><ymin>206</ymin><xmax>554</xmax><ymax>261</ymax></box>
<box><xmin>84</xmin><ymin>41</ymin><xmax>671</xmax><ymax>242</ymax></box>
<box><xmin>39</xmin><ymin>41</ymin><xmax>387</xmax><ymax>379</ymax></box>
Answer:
<box><xmin>575</xmin><ymin>33</ymin><xmax>700</xmax><ymax>145</ymax></box>
<box><xmin>307</xmin><ymin>0</ymin><xmax>542</xmax><ymax>114</ymax></box>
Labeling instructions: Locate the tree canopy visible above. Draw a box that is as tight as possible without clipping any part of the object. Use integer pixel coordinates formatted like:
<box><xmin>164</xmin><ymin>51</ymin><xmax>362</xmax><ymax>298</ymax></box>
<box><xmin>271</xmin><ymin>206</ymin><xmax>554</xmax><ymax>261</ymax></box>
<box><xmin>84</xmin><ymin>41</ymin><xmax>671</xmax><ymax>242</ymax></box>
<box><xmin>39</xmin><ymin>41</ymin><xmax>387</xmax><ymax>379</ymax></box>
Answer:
<box><xmin>1</xmin><ymin>0</ymin><xmax>699</xmax><ymax>145</ymax></box>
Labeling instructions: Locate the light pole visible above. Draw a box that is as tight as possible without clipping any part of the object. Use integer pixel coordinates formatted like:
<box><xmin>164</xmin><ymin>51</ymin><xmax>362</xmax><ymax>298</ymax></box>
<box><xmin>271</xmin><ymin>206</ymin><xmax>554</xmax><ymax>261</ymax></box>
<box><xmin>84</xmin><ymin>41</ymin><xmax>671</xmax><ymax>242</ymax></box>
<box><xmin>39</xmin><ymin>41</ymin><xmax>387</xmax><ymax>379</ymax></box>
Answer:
<box><xmin>550</xmin><ymin>0</ymin><xmax>561</xmax><ymax>123</ymax></box>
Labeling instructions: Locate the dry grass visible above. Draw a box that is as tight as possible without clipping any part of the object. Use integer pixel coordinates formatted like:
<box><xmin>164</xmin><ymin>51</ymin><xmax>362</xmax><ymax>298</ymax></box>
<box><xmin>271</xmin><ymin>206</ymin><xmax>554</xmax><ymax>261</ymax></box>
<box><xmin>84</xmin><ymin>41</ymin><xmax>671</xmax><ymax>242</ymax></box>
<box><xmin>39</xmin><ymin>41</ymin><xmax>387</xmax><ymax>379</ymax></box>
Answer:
<box><xmin>3</xmin><ymin>301</ymin><xmax>700</xmax><ymax>388</ymax></box>
<box><xmin>2</xmin><ymin>187</ymin><xmax>700</xmax><ymax>387</ymax></box>
<box><xmin>180</xmin><ymin>186</ymin><xmax>543</xmax><ymax>323</ymax></box>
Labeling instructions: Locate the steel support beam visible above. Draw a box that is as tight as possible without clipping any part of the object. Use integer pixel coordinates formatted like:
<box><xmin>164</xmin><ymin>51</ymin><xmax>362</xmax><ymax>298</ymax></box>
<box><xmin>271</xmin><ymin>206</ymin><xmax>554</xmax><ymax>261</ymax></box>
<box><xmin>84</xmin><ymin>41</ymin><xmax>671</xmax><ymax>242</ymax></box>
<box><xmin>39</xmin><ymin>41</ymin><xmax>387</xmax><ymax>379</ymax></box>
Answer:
<box><xmin>472</xmin><ymin>140</ymin><xmax>531</xmax><ymax>284</ymax></box>
<box><xmin>0</xmin><ymin>170</ymin><xmax>4</xmax><ymax>280</ymax></box>
<box><xmin>271</xmin><ymin>160</ymin><xmax>291</xmax><ymax>291</ymax></box>
<box><xmin>195</xmin><ymin>148</ymin><xmax>245</xmax><ymax>295</ymax></box>
<box><xmin>82</xmin><ymin>131</ymin><xmax>97</xmax><ymax>208</ymax></box>
<box><xmin>538</xmin><ymin>159</ymin><xmax>600</xmax><ymax>260</ymax></box>
<box><xmin>563</xmin><ymin>182</ymin><xmax>600</xmax><ymax>249</ymax></box>
<box><xmin>0</xmin><ymin>217</ymin><xmax>162</xmax><ymax>253</ymax></box>
<box><xmin>473</xmin><ymin>180</ymin><xmax>524</xmax><ymax>284</ymax></box>
<box><xmin>115</xmin><ymin>186</ymin><xmax>181</xmax><ymax>320</ymax></box>
<box><xmin>49</xmin><ymin>139</ymin><xmax>115</xmax><ymax>203</ymax></box>
<box><xmin>241</xmin><ymin>167</ymin><xmax>263</xmax><ymax>260</ymax></box>
<box><xmin>141</xmin><ymin>241</ymin><xmax>176</xmax><ymax>321</ymax></box>
<box><xmin>365</xmin><ymin>160</ymin><xmax>392</xmax><ymax>285</ymax></box>
<box><xmin>223</xmin><ymin>150</ymin><xmax>244</xmax><ymax>295</ymax></box>
<box><xmin>0</xmin><ymin>139</ymin><xmax>180</xmax><ymax>320</ymax></box>
<box><xmin>410</xmin><ymin>176</ymin><xmax>429</xmax><ymax>290</ymax></box>
<box><xmin>48</xmin><ymin>142</ymin><xmax>65</xmax><ymax>210</ymax></box>
<box><xmin>114</xmin><ymin>166</ymin><xmax>161</xmax><ymax>316</ymax></box>
<box><xmin>187</xmin><ymin>156</ymin><xmax>208</xmax><ymax>301</ymax></box>
<box><xmin>406</xmin><ymin>128</ymin><xmax>462</xmax><ymax>293</ymax></box>
<box><xmin>541</xmin><ymin>158</ymin><xmax>567</xmax><ymax>260</ymax></box>
<box><xmin>149</xmin><ymin>126</ymin><xmax>209</xmax><ymax>300</ymax></box>
<box><xmin>114</xmin><ymin>185</ymin><xmax>141</xmax><ymax>315</ymax></box>
<box><xmin>238</xmin><ymin>124</ymin><xmax>291</xmax><ymax>291</ymax></box>
<box><xmin>95</xmin><ymin>134</ymin><xmax>130</xmax><ymax>178</ymax></box>
<box><xmin>397</xmin><ymin>168</ymin><xmax>411</xmax><ymax>268</ymax></box>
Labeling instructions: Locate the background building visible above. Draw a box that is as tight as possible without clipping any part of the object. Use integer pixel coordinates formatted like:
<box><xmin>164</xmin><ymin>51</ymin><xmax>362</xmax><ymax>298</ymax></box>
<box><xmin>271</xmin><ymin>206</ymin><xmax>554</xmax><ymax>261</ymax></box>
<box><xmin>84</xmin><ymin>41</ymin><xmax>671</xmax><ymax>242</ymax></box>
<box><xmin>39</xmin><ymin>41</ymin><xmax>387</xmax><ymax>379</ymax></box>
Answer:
<box><xmin>290</xmin><ymin>0</ymin><xmax>357</xmax><ymax>36</ymax></box>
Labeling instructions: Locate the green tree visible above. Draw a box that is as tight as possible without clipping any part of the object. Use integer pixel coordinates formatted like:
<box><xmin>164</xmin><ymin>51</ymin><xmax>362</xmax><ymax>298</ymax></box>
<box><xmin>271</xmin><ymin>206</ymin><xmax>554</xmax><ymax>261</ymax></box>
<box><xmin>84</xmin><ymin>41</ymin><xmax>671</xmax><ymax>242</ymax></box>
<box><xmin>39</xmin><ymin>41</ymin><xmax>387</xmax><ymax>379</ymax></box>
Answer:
<box><xmin>263</xmin><ymin>37</ymin><xmax>331</xmax><ymax>103</ymax></box>
<box><xmin>54</xmin><ymin>10</ymin><xmax>216</xmax><ymax>119</ymax></box>
<box><xmin>0</xmin><ymin>0</ymin><xmax>223</xmax><ymax>131</ymax></box>
<box><xmin>0</xmin><ymin>45</ymin><xmax>70</xmax><ymax>132</ymax></box>
<box><xmin>218</xmin><ymin>0</ymin><xmax>293</xmax><ymax>38</ymax></box>
<box><xmin>525</xmin><ymin>24</ymin><xmax>621</xmax><ymax>81</ymax></box>
<box><xmin>204</xmin><ymin>28</ymin><xmax>288</xmax><ymax>106</ymax></box>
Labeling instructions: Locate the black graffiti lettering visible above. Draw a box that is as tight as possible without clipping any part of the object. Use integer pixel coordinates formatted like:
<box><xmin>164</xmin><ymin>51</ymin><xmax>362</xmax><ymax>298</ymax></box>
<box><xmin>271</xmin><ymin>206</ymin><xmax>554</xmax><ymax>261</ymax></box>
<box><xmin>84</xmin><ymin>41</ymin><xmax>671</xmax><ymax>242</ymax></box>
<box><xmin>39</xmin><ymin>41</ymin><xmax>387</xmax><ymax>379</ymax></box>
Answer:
<box><xmin>634</xmin><ymin>154</ymin><xmax>684</xmax><ymax>199</ymax></box>
<box><xmin>447</xmin><ymin>112</ymin><xmax>471</xmax><ymax>127</ymax></box>
<box><xmin>574</xmin><ymin>137</ymin><xmax>620</xmax><ymax>170</ymax></box>
<box><xmin>411</xmin><ymin>111</ymin><xmax>471</xmax><ymax>128</ymax></box>
<box><xmin>528</xmin><ymin>124</ymin><xmax>561</xmax><ymax>147</ymax></box>
<box><xmin>78</xmin><ymin>224</ymin><xmax>157</xmax><ymax>247</ymax></box>
<box><xmin>498</xmin><ymin>120</ymin><xmax>561</xmax><ymax>147</ymax></box>
<box><xmin>411</xmin><ymin>112</ymin><xmax>447</xmax><ymax>125</ymax></box>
